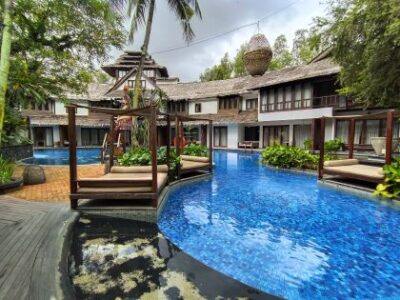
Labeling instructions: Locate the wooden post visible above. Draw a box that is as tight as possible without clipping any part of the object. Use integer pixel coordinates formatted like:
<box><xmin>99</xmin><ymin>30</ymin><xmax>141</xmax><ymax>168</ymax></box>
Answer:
<box><xmin>67</xmin><ymin>106</ymin><xmax>78</xmax><ymax>209</ymax></box>
<box><xmin>348</xmin><ymin>119</ymin><xmax>355</xmax><ymax>159</ymax></box>
<box><xmin>209</xmin><ymin>120</ymin><xmax>213</xmax><ymax>171</ymax></box>
<box><xmin>385</xmin><ymin>111</ymin><xmax>394</xmax><ymax>165</ymax></box>
<box><xmin>318</xmin><ymin>117</ymin><xmax>325</xmax><ymax>180</ymax></box>
<box><xmin>166</xmin><ymin>114</ymin><xmax>171</xmax><ymax>173</ymax></box>
<box><xmin>175</xmin><ymin>115</ymin><xmax>181</xmax><ymax>179</ymax></box>
<box><xmin>109</xmin><ymin>116</ymin><xmax>115</xmax><ymax>169</ymax></box>
<box><xmin>150</xmin><ymin>104</ymin><xmax>158</xmax><ymax>207</ymax></box>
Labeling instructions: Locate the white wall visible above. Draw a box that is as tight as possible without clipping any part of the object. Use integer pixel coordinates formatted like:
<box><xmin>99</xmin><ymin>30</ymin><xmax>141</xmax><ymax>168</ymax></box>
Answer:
<box><xmin>55</xmin><ymin>101</ymin><xmax>88</xmax><ymax>116</ymax></box>
<box><xmin>258</xmin><ymin>107</ymin><xmax>333</xmax><ymax>122</ymax></box>
<box><xmin>188</xmin><ymin>99</ymin><xmax>218</xmax><ymax>115</ymax></box>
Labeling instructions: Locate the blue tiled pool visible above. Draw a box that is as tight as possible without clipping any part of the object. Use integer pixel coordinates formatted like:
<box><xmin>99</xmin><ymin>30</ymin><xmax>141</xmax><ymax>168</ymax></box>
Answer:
<box><xmin>158</xmin><ymin>150</ymin><xmax>400</xmax><ymax>299</ymax></box>
<box><xmin>24</xmin><ymin>148</ymin><xmax>101</xmax><ymax>165</ymax></box>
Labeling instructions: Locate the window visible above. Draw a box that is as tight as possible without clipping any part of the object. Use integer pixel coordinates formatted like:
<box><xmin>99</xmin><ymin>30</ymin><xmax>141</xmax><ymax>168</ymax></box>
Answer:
<box><xmin>214</xmin><ymin>126</ymin><xmax>228</xmax><ymax>147</ymax></box>
<box><xmin>167</xmin><ymin>101</ymin><xmax>186</xmax><ymax>113</ymax></box>
<box><xmin>118</xmin><ymin>70</ymin><xmax>128</xmax><ymax>79</ymax></box>
<box><xmin>219</xmin><ymin>97</ymin><xmax>238</xmax><ymax>110</ymax></box>
<box><xmin>143</xmin><ymin>69</ymin><xmax>155</xmax><ymax>77</ymax></box>
<box><xmin>195</xmin><ymin>103</ymin><xmax>201</xmax><ymax>113</ymax></box>
<box><xmin>263</xmin><ymin>126</ymin><xmax>290</xmax><ymax>147</ymax></box>
<box><xmin>246</xmin><ymin>99</ymin><xmax>258</xmax><ymax>111</ymax></box>
<box><xmin>128</xmin><ymin>80</ymin><xmax>134</xmax><ymax>88</ymax></box>
<box><xmin>81</xmin><ymin>128</ymin><xmax>108</xmax><ymax>146</ymax></box>
<box><xmin>141</xmin><ymin>80</ymin><xmax>146</xmax><ymax>89</ymax></box>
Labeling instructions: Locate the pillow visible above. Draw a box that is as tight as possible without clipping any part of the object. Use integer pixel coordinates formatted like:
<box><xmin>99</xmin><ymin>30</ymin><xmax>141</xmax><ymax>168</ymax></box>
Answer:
<box><xmin>111</xmin><ymin>164</ymin><xmax>169</xmax><ymax>173</ymax></box>
<box><xmin>324</xmin><ymin>159</ymin><xmax>359</xmax><ymax>167</ymax></box>
<box><xmin>181</xmin><ymin>155</ymin><xmax>209</xmax><ymax>163</ymax></box>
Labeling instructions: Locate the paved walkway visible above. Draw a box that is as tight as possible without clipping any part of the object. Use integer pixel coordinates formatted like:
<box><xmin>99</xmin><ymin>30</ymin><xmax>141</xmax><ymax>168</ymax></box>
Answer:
<box><xmin>0</xmin><ymin>195</ymin><xmax>76</xmax><ymax>299</ymax></box>
<box><xmin>9</xmin><ymin>165</ymin><xmax>104</xmax><ymax>202</ymax></box>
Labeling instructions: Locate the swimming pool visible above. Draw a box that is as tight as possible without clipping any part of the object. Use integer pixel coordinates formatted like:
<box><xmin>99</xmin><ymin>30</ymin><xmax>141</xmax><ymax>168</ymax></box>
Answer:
<box><xmin>158</xmin><ymin>150</ymin><xmax>400</xmax><ymax>299</ymax></box>
<box><xmin>23</xmin><ymin>148</ymin><xmax>101</xmax><ymax>165</ymax></box>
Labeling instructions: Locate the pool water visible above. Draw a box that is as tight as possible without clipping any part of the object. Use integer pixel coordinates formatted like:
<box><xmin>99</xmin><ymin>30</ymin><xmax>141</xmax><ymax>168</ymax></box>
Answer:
<box><xmin>158</xmin><ymin>150</ymin><xmax>400</xmax><ymax>299</ymax></box>
<box><xmin>24</xmin><ymin>148</ymin><xmax>101</xmax><ymax>165</ymax></box>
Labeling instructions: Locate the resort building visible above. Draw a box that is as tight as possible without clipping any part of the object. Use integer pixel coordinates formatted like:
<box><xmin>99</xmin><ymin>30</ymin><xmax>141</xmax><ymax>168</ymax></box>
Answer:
<box><xmin>22</xmin><ymin>50</ymin><xmax>399</xmax><ymax>151</ymax></box>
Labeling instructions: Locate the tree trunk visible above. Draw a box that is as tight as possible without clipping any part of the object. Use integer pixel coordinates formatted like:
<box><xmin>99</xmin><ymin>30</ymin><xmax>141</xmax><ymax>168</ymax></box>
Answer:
<box><xmin>130</xmin><ymin>0</ymin><xmax>155</xmax><ymax>146</ymax></box>
<box><xmin>0</xmin><ymin>0</ymin><xmax>13</xmax><ymax>146</ymax></box>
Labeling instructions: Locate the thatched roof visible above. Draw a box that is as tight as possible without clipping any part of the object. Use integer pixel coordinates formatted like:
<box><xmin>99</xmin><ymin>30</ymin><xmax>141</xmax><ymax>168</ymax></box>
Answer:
<box><xmin>160</xmin><ymin>76</ymin><xmax>255</xmax><ymax>101</ymax></box>
<box><xmin>29</xmin><ymin>115</ymin><xmax>110</xmax><ymax>128</ymax></box>
<box><xmin>160</xmin><ymin>58</ymin><xmax>340</xmax><ymax>101</ymax></box>
<box><xmin>63</xmin><ymin>83</ymin><xmax>114</xmax><ymax>101</ymax></box>
<box><xmin>102</xmin><ymin>51</ymin><xmax>169</xmax><ymax>78</ymax></box>
<box><xmin>247</xmin><ymin>58</ymin><xmax>340</xmax><ymax>90</ymax></box>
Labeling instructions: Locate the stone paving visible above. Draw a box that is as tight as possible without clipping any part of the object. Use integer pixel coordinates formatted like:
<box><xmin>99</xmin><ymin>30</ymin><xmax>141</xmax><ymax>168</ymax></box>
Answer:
<box><xmin>8</xmin><ymin>164</ymin><xmax>104</xmax><ymax>203</ymax></box>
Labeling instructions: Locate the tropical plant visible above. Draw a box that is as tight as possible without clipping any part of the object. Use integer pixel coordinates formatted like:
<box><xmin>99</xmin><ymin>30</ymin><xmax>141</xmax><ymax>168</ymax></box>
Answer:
<box><xmin>0</xmin><ymin>156</ymin><xmax>15</xmax><ymax>184</ymax></box>
<box><xmin>310</xmin><ymin>0</ymin><xmax>400</xmax><ymax>108</ymax></box>
<box><xmin>374</xmin><ymin>158</ymin><xmax>400</xmax><ymax>199</ymax></box>
<box><xmin>1</xmin><ymin>107</ymin><xmax>32</xmax><ymax>146</ymax></box>
<box><xmin>261</xmin><ymin>145</ymin><xmax>319</xmax><ymax>169</ymax></box>
<box><xmin>324</xmin><ymin>138</ymin><xmax>344</xmax><ymax>154</ymax></box>
<box><xmin>182</xmin><ymin>144</ymin><xmax>208</xmax><ymax>157</ymax></box>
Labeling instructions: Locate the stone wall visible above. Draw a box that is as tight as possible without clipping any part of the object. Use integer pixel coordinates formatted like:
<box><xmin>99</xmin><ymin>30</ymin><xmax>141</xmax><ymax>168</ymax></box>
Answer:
<box><xmin>0</xmin><ymin>144</ymin><xmax>33</xmax><ymax>161</ymax></box>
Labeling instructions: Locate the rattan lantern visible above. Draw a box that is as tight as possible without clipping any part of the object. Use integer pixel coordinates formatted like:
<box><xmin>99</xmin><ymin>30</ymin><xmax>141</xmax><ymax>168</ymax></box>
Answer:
<box><xmin>244</xmin><ymin>33</ymin><xmax>273</xmax><ymax>76</ymax></box>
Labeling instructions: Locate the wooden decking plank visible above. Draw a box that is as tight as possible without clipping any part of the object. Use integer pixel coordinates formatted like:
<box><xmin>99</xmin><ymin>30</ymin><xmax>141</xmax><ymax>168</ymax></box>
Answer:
<box><xmin>0</xmin><ymin>207</ymin><xmax>60</xmax><ymax>299</ymax></box>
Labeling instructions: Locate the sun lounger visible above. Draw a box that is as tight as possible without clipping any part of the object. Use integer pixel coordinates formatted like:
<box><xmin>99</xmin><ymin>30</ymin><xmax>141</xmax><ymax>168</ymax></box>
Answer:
<box><xmin>180</xmin><ymin>155</ymin><xmax>211</xmax><ymax>174</ymax></box>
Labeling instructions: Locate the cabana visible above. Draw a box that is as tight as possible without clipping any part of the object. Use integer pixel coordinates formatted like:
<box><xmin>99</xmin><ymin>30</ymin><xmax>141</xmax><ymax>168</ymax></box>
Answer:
<box><xmin>67</xmin><ymin>103</ymin><xmax>167</xmax><ymax>209</ymax></box>
<box><xmin>318</xmin><ymin>110</ymin><xmax>398</xmax><ymax>183</ymax></box>
<box><xmin>173</xmin><ymin>114</ymin><xmax>213</xmax><ymax>179</ymax></box>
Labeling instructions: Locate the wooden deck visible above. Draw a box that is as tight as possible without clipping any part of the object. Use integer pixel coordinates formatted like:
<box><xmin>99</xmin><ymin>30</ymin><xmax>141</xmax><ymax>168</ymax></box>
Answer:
<box><xmin>0</xmin><ymin>196</ymin><xmax>76</xmax><ymax>299</ymax></box>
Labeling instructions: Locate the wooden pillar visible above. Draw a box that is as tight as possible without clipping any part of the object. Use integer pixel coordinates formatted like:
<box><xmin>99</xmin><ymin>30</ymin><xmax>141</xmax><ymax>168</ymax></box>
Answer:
<box><xmin>166</xmin><ymin>115</ymin><xmax>171</xmax><ymax>172</ymax></box>
<box><xmin>318</xmin><ymin>117</ymin><xmax>325</xmax><ymax>180</ymax></box>
<box><xmin>67</xmin><ymin>106</ymin><xmax>78</xmax><ymax>209</ymax></box>
<box><xmin>348</xmin><ymin>119</ymin><xmax>355</xmax><ymax>159</ymax></box>
<box><xmin>209</xmin><ymin>120</ymin><xmax>213</xmax><ymax>171</ymax></box>
<box><xmin>109</xmin><ymin>116</ymin><xmax>115</xmax><ymax>169</ymax></box>
<box><xmin>385</xmin><ymin>111</ymin><xmax>394</xmax><ymax>164</ymax></box>
<box><xmin>150</xmin><ymin>104</ymin><xmax>158</xmax><ymax>207</ymax></box>
<box><xmin>175</xmin><ymin>115</ymin><xmax>181</xmax><ymax>179</ymax></box>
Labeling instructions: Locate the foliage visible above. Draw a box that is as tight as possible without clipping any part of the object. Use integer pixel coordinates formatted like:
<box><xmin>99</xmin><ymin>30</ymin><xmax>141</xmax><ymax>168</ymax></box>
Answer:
<box><xmin>303</xmin><ymin>138</ymin><xmax>313</xmax><ymax>150</ymax></box>
<box><xmin>374</xmin><ymin>158</ymin><xmax>400</xmax><ymax>199</ymax></box>
<box><xmin>292</xmin><ymin>29</ymin><xmax>318</xmax><ymax>65</ymax></box>
<box><xmin>0</xmin><ymin>156</ymin><xmax>15</xmax><ymax>184</ymax></box>
<box><xmin>310</xmin><ymin>0</ymin><xmax>400</xmax><ymax>108</ymax></box>
<box><xmin>117</xmin><ymin>146</ymin><xmax>180</xmax><ymax>168</ymax></box>
<box><xmin>182</xmin><ymin>144</ymin><xmax>209</xmax><ymax>157</ymax></box>
<box><xmin>200</xmin><ymin>53</ymin><xmax>233</xmax><ymax>81</ymax></box>
<box><xmin>261</xmin><ymin>145</ymin><xmax>319</xmax><ymax>169</ymax></box>
<box><xmin>324</xmin><ymin>138</ymin><xmax>344</xmax><ymax>153</ymax></box>
<box><xmin>232</xmin><ymin>43</ymin><xmax>248</xmax><ymax>77</ymax></box>
<box><xmin>269</xmin><ymin>35</ymin><xmax>294</xmax><ymax>70</ymax></box>
<box><xmin>0</xmin><ymin>107</ymin><xmax>32</xmax><ymax>146</ymax></box>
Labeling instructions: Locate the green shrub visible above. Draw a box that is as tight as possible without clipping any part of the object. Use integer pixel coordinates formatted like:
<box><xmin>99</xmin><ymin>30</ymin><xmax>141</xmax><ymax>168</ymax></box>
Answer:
<box><xmin>304</xmin><ymin>138</ymin><xmax>312</xmax><ymax>150</ymax></box>
<box><xmin>0</xmin><ymin>156</ymin><xmax>15</xmax><ymax>184</ymax></box>
<box><xmin>182</xmin><ymin>143</ymin><xmax>209</xmax><ymax>157</ymax></box>
<box><xmin>374</xmin><ymin>158</ymin><xmax>400</xmax><ymax>199</ymax></box>
<box><xmin>261</xmin><ymin>145</ymin><xmax>319</xmax><ymax>169</ymax></box>
<box><xmin>324</xmin><ymin>138</ymin><xmax>344</xmax><ymax>153</ymax></box>
<box><xmin>117</xmin><ymin>147</ymin><xmax>181</xmax><ymax>179</ymax></box>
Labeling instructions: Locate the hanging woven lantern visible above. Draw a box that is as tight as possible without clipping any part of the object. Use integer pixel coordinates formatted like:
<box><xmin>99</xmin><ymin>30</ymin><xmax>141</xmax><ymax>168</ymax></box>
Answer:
<box><xmin>244</xmin><ymin>33</ymin><xmax>273</xmax><ymax>76</ymax></box>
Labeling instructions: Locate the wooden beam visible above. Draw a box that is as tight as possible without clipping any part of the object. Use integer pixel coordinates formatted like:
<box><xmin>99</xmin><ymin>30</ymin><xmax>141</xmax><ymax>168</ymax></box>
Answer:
<box><xmin>209</xmin><ymin>120</ymin><xmax>213</xmax><ymax>171</ymax></box>
<box><xmin>109</xmin><ymin>116</ymin><xmax>115</xmax><ymax>169</ymax></box>
<box><xmin>318</xmin><ymin>118</ymin><xmax>325</xmax><ymax>180</ymax></box>
<box><xmin>385</xmin><ymin>110</ymin><xmax>394</xmax><ymax>164</ymax></box>
<box><xmin>67</xmin><ymin>106</ymin><xmax>77</xmax><ymax>209</ymax></box>
<box><xmin>348</xmin><ymin>119</ymin><xmax>355</xmax><ymax>159</ymax></box>
<box><xmin>149</xmin><ymin>103</ymin><xmax>158</xmax><ymax>207</ymax></box>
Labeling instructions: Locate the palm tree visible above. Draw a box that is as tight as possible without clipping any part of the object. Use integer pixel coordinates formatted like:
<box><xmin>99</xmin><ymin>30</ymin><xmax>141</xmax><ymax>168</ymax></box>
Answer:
<box><xmin>126</xmin><ymin>0</ymin><xmax>202</xmax><ymax>109</ymax></box>
<box><xmin>0</xmin><ymin>0</ymin><xmax>13</xmax><ymax>146</ymax></box>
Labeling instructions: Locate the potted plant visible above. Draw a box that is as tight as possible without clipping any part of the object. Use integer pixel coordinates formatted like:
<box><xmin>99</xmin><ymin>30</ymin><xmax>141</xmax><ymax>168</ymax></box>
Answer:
<box><xmin>0</xmin><ymin>156</ymin><xmax>23</xmax><ymax>194</ymax></box>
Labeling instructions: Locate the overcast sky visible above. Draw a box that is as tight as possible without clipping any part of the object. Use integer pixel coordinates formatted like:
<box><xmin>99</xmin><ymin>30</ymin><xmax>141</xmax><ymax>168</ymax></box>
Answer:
<box><xmin>108</xmin><ymin>0</ymin><xmax>328</xmax><ymax>82</ymax></box>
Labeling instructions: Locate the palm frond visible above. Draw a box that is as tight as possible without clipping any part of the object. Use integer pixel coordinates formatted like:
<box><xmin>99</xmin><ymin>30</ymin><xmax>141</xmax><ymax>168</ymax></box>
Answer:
<box><xmin>128</xmin><ymin>0</ymin><xmax>150</xmax><ymax>42</ymax></box>
<box><xmin>167</xmin><ymin>0</ymin><xmax>201</xmax><ymax>43</ymax></box>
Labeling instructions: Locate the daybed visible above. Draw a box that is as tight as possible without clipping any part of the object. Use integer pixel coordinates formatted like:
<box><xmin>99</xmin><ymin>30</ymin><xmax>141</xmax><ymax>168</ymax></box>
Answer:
<box><xmin>180</xmin><ymin>155</ymin><xmax>211</xmax><ymax>174</ymax></box>
<box><xmin>323</xmin><ymin>159</ymin><xmax>384</xmax><ymax>183</ymax></box>
<box><xmin>70</xmin><ymin>165</ymin><xmax>169</xmax><ymax>207</ymax></box>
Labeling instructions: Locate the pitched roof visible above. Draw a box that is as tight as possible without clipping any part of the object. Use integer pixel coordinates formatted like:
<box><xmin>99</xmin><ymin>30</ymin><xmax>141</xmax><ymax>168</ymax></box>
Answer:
<box><xmin>247</xmin><ymin>58</ymin><xmax>340</xmax><ymax>90</ymax></box>
<box><xmin>160</xmin><ymin>76</ymin><xmax>254</xmax><ymax>101</ymax></box>
<box><xmin>101</xmin><ymin>50</ymin><xmax>169</xmax><ymax>78</ymax></box>
<box><xmin>63</xmin><ymin>83</ymin><xmax>114</xmax><ymax>101</ymax></box>
<box><xmin>29</xmin><ymin>115</ymin><xmax>111</xmax><ymax>128</ymax></box>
